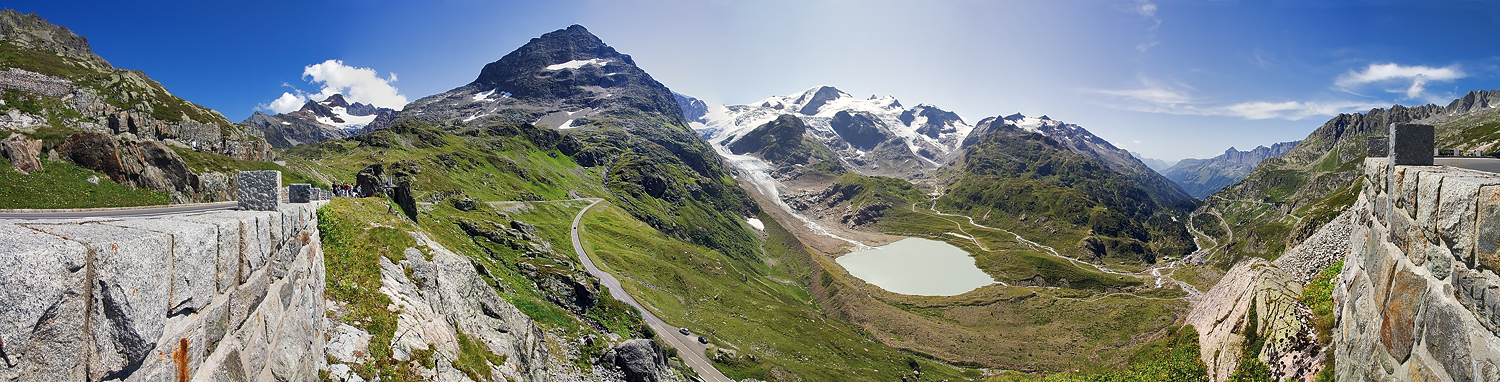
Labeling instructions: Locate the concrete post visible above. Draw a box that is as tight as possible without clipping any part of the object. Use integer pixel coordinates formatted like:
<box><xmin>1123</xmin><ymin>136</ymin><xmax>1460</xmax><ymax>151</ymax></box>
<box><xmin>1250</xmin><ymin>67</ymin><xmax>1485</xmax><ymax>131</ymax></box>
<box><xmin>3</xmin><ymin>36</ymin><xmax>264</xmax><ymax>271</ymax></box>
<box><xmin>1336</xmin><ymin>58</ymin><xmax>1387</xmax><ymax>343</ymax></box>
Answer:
<box><xmin>1390</xmin><ymin>123</ymin><xmax>1434</xmax><ymax>166</ymax></box>
<box><xmin>1368</xmin><ymin>136</ymin><xmax>1389</xmax><ymax>157</ymax></box>
<box><xmin>289</xmin><ymin>183</ymin><xmax>311</xmax><ymax>203</ymax></box>
<box><xmin>237</xmin><ymin>170</ymin><xmax>281</xmax><ymax>211</ymax></box>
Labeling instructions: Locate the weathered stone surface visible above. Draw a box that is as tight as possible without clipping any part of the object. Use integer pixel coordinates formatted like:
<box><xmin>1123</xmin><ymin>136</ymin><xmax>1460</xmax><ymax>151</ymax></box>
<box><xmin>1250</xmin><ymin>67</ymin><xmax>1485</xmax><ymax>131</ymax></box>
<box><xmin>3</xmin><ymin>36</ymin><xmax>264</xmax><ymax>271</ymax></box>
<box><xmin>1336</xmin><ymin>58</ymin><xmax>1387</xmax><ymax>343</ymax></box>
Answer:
<box><xmin>30</xmin><ymin>223</ymin><xmax>171</xmax><ymax>380</ymax></box>
<box><xmin>0</xmin><ymin>224</ymin><xmax>89</xmax><ymax>381</ymax></box>
<box><xmin>203</xmin><ymin>296</ymin><xmax>231</xmax><ymax>351</ymax></box>
<box><xmin>1415</xmin><ymin>171</ymin><xmax>1443</xmax><ymax>236</ymax></box>
<box><xmin>1438</xmin><ymin>177</ymin><xmax>1500</xmax><ymax>268</ymax></box>
<box><xmin>236</xmin><ymin>170</ymin><xmax>280</xmax><ymax>211</ymax></box>
<box><xmin>1368</xmin><ymin>136</ymin><xmax>1389</xmax><ymax>158</ymax></box>
<box><xmin>1477</xmin><ymin>185</ymin><xmax>1500</xmax><ymax>272</ymax></box>
<box><xmin>1186</xmin><ymin>258</ymin><xmax>1305</xmax><ymax>381</ymax></box>
<box><xmin>0</xmin><ymin>132</ymin><xmax>42</xmax><ymax>174</ymax></box>
<box><xmin>1423</xmin><ymin>299</ymin><xmax>1474</xmax><ymax>382</ymax></box>
<box><xmin>288</xmin><ymin>183</ymin><xmax>310</xmax><ymax>203</ymax></box>
<box><xmin>104</xmin><ymin>218</ymin><xmax>219</xmax><ymax>316</ymax></box>
<box><xmin>1390</xmin><ymin>123</ymin><xmax>1435</xmax><ymax>166</ymax></box>
<box><xmin>195</xmin><ymin>211</ymin><xmax>276</xmax><ymax>284</ymax></box>
<box><xmin>603</xmin><ymin>339</ymin><xmax>670</xmax><ymax>382</ymax></box>
<box><xmin>1380</xmin><ymin>267</ymin><xmax>1427</xmax><ymax>362</ymax></box>
<box><xmin>192</xmin><ymin>347</ymin><xmax>249</xmax><ymax>382</ymax></box>
<box><xmin>1389</xmin><ymin>210</ymin><xmax>1413</xmax><ymax>254</ymax></box>
<box><xmin>125</xmin><ymin>313</ymin><xmax>206</xmax><ymax>382</ymax></box>
<box><xmin>230</xmin><ymin>268</ymin><xmax>269</xmax><ymax>335</ymax></box>
<box><xmin>324</xmin><ymin>323</ymin><xmax>371</xmax><ymax>364</ymax></box>
<box><xmin>1452</xmin><ymin>267</ymin><xmax>1500</xmax><ymax>335</ymax></box>
<box><xmin>1427</xmin><ymin>241</ymin><xmax>1453</xmax><ymax>280</ymax></box>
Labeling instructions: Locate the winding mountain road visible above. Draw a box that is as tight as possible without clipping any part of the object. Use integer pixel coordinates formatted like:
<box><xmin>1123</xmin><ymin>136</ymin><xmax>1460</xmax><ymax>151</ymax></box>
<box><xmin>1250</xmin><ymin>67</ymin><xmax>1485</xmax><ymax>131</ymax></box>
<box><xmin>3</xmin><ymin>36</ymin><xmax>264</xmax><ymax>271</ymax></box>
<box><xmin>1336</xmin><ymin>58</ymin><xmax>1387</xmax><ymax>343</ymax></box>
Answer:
<box><xmin>569</xmin><ymin>199</ymin><xmax>732</xmax><ymax>382</ymax></box>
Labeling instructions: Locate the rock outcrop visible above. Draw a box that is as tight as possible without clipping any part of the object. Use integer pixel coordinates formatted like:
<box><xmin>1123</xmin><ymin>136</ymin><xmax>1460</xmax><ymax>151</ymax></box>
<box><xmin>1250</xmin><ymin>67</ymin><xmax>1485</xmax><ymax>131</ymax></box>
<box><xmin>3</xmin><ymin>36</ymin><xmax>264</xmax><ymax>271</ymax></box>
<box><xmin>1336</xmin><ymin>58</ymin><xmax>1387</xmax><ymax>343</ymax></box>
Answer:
<box><xmin>0</xmin><ymin>132</ymin><xmax>41</xmax><ymax>173</ymax></box>
<box><xmin>1186</xmin><ymin>259</ymin><xmax>1322</xmax><ymax>381</ymax></box>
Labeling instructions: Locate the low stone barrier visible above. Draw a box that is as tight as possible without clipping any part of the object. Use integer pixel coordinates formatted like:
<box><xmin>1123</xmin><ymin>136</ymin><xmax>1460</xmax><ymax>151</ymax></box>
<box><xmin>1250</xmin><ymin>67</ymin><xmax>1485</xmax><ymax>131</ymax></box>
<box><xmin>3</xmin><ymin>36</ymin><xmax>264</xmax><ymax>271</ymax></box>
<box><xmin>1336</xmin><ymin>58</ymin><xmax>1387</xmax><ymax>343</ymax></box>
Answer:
<box><xmin>0</xmin><ymin>202</ymin><xmax>326</xmax><ymax>381</ymax></box>
<box><xmin>1335</xmin><ymin>156</ymin><xmax>1500</xmax><ymax>381</ymax></box>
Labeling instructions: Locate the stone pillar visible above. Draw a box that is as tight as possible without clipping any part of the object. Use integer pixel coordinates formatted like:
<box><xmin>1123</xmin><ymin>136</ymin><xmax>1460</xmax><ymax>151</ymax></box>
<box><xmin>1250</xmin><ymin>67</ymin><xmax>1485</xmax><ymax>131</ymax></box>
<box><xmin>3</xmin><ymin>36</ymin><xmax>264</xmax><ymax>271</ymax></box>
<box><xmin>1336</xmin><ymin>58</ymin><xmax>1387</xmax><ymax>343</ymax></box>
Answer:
<box><xmin>288</xmin><ymin>184</ymin><xmax>311</xmax><ymax>203</ymax></box>
<box><xmin>1390</xmin><ymin>123</ymin><xmax>1434</xmax><ymax>166</ymax></box>
<box><xmin>1368</xmin><ymin>136</ymin><xmax>1389</xmax><ymax>158</ymax></box>
<box><xmin>237</xmin><ymin>170</ymin><xmax>281</xmax><ymax>211</ymax></box>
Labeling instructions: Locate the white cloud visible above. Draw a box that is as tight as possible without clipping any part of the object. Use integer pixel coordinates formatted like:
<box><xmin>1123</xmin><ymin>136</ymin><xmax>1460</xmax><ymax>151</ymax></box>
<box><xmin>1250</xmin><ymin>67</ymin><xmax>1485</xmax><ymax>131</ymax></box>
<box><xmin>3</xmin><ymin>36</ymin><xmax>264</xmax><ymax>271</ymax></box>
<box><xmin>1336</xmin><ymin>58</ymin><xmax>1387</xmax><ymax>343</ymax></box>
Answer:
<box><xmin>1088</xmin><ymin>78</ymin><xmax>1384</xmax><ymax>121</ymax></box>
<box><xmin>1216</xmin><ymin>100</ymin><xmax>1385</xmax><ymax>120</ymax></box>
<box><xmin>258</xmin><ymin>60</ymin><xmax>408</xmax><ymax>115</ymax></box>
<box><xmin>1335</xmin><ymin>63</ymin><xmax>1463</xmax><ymax>100</ymax></box>
<box><xmin>302</xmin><ymin>60</ymin><xmax>407</xmax><ymax>110</ymax></box>
<box><xmin>264</xmin><ymin>92</ymin><xmax>306</xmax><ymax>114</ymax></box>
<box><xmin>1085</xmin><ymin>78</ymin><xmax>1193</xmax><ymax>105</ymax></box>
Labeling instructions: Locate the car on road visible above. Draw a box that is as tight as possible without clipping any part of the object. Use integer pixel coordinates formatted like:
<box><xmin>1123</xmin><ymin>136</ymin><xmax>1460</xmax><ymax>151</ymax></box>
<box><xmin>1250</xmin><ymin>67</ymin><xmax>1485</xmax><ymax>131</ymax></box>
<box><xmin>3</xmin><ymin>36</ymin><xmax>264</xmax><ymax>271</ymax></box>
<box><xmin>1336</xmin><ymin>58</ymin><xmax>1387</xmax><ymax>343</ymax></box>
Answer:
<box><xmin>698</xmin><ymin>335</ymin><xmax>709</xmax><ymax>344</ymax></box>
<box><xmin>679</xmin><ymin>327</ymin><xmax>691</xmax><ymax>335</ymax></box>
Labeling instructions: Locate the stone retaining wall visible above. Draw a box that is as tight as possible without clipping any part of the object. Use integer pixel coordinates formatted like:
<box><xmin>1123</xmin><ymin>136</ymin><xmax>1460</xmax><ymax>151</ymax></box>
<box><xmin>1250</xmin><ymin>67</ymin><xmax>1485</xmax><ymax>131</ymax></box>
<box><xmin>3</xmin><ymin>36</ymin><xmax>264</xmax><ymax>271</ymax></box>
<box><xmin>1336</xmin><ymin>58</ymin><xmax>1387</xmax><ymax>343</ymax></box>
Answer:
<box><xmin>1334</xmin><ymin>157</ymin><xmax>1500</xmax><ymax>381</ymax></box>
<box><xmin>0</xmin><ymin>202</ymin><xmax>326</xmax><ymax>381</ymax></box>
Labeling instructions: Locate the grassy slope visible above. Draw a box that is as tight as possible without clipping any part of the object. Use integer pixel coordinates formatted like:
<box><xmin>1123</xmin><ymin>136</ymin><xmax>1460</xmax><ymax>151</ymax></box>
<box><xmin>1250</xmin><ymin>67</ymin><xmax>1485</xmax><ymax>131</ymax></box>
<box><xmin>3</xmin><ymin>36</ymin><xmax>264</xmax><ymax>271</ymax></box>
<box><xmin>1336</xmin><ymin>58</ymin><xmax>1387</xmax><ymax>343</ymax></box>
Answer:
<box><xmin>764</xmin><ymin>172</ymin><xmax>1186</xmax><ymax>373</ymax></box>
<box><xmin>0</xmin><ymin>157</ymin><xmax>168</xmax><ymax>208</ymax></box>
<box><xmin>286</xmin><ymin>123</ymin><xmax>983</xmax><ymax>380</ymax></box>
<box><xmin>582</xmin><ymin>202</ymin><xmax>972</xmax><ymax>381</ymax></box>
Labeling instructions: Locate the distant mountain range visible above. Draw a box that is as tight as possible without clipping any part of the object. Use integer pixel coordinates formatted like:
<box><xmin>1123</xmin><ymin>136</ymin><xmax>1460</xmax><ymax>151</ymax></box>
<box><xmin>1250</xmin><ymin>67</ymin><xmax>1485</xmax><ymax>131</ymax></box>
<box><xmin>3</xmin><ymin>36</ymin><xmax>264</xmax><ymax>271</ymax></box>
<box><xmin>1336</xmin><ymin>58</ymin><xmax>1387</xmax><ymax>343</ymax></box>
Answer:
<box><xmin>241</xmin><ymin>94</ymin><xmax>396</xmax><ymax>148</ymax></box>
<box><xmin>679</xmin><ymin>86</ymin><xmax>1195</xmax><ymax>264</ymax></box>
<box><xmin>1162</xmin><ymin>141</ymin><xmax>1299</xmax><ymax>199</ymax></box>
<box><xmin>1130</xmin><ymin>152</ymin><xmax>1176</xmax><ymax>172</ymax></box>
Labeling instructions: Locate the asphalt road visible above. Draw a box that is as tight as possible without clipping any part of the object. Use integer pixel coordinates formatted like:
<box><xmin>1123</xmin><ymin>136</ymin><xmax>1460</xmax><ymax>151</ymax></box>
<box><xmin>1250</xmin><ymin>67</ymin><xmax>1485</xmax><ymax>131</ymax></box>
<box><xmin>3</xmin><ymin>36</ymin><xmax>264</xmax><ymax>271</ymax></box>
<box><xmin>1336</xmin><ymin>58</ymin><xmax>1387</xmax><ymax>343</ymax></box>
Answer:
<box><xmin>1436</xmin><ymin>157</ymin><xmax>1500</xmax><ymax>173</ymax></box>
<box><xmin>569</xmin><ymin>199</ymin><xmax>732</xmax><ymax>382</ymax></box>
<box><xmin>0</xmin><ymin>201</ymin><xmax>238</xmax><ymax>220</ymax></box>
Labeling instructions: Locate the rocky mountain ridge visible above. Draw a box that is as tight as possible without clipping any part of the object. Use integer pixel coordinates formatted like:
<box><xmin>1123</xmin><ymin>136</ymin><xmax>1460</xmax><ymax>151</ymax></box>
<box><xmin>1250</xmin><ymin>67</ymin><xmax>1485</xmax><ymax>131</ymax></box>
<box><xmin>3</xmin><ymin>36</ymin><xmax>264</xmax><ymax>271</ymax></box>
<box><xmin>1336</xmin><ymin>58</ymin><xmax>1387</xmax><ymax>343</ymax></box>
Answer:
<box><xmin>1164</xmin><ymin>140</ymin><xmax>1299</xmax><ymax>199</ymax></box>
<box><xmin>0</xmin><ymin>9</ymin><xmax>276</xmax><ymax>203</ymax></box>
<box><xmin>242</xmin><ymin>93</ymin><xmax>396</xmax><ymax>149</ymax></box>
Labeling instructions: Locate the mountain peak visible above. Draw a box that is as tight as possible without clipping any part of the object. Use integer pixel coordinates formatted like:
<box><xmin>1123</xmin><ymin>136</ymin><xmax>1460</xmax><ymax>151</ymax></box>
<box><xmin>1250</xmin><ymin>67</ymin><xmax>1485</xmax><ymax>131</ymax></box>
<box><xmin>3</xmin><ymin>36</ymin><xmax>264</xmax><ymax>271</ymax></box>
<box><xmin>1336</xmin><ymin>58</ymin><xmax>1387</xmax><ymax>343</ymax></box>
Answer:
<box><xmin>321</xmin><ymin>94</ymin><xmax>349</xmax><ymax>108</ymax></box>
<box><xmin>1003</xmin><ymin>113</ymin><xmax>1026</xmax><ymax>121</ymax></box>
<box><xmin>470</xmin><ymin>24</ymin><xmax>626</xmax><ymax>90</ymax></box>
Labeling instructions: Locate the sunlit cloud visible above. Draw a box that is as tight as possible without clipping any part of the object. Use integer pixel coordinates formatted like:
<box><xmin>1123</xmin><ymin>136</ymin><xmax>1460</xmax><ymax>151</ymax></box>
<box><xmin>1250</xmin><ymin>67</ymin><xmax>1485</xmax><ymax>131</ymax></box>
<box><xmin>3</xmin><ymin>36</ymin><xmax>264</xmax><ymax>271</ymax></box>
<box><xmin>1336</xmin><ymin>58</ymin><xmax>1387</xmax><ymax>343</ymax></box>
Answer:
<box><xmin>1087</xmin><ymin>78</ymin><xmax>1385</xmax><ymax>121</ymax></box>
<box><xmin>257</xmin><ymin>60</ymin><xmax>407</xmax><ymax>114</ymax></box>
<box><xmin>1335</xmin><ymin>63</ymin><xmax>1463</xmax><ymax>100</ymax></box>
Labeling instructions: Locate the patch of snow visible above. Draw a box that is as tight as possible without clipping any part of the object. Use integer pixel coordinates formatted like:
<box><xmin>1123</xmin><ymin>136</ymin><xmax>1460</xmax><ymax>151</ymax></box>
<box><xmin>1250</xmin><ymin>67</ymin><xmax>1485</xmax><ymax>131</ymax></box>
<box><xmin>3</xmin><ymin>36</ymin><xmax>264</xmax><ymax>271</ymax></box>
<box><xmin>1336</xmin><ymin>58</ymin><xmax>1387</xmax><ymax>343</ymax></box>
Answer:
<box><xmin>314</xmin><ymin>106</ymin><xmax>379</xmax><ymax>131</ymax></box>
<box><xmin>746</xmin><ymin>217</ymin><xmax>765</xmax><ymax>231</ymax></box>
<box><xmin>280</xmin><ymin>121</ymin><xmax>291</xmax><ymax>125</ymax></box>
<box><xmin>546</xmin><ymin>59</ymin><xmax>609</xmax><ymax>71</ymax></box>
<box><xmin>473</xmin><ymin>89</ymin><xmax>496</xmax><ymax>102</ymax></box>
<box><xmin>557</xmin><ymin>119</ymin><xmax>577</xmax><ymax>129</ymax></box>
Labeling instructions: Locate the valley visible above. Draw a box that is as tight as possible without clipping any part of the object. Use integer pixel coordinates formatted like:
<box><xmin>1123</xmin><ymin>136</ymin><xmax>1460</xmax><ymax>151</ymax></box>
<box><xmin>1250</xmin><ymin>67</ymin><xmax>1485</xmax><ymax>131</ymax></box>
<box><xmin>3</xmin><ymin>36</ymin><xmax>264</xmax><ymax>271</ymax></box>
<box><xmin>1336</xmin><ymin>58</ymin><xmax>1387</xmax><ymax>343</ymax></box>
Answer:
<box><xmin>4</xmin><ymin>5</ymin><xmax>1500</xmax><ymax>382</ymax></box>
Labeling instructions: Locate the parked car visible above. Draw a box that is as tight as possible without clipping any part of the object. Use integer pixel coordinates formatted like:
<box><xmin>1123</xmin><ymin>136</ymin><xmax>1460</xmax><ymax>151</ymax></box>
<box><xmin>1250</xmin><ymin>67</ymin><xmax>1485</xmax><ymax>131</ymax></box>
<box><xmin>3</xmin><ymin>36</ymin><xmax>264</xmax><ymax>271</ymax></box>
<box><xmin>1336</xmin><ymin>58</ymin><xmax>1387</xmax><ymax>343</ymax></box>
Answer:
<box><xmin>698</xmin><ymin>336</ymin><xmax>709</xmax><ymax>344</ymax></box>
<box><xmin>679</xmin><ymin>327</ymin><xmax>691</xmax><ymax>335</ymax></box>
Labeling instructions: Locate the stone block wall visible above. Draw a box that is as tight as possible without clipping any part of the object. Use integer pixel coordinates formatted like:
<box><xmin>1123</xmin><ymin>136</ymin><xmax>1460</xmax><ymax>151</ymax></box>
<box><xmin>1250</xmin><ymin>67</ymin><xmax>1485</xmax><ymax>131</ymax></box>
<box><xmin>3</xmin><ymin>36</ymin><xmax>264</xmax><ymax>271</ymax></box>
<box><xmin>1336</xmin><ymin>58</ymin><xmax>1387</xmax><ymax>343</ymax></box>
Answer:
<box><xmin>0</xmin><ymin>202</ymin><xmax>327</xmax><ymax>381</ymax></box>
<box><xmin>1334</xmin><ymin>157</ymin><xmax>1500</xmax><ymax>382</ymax></box>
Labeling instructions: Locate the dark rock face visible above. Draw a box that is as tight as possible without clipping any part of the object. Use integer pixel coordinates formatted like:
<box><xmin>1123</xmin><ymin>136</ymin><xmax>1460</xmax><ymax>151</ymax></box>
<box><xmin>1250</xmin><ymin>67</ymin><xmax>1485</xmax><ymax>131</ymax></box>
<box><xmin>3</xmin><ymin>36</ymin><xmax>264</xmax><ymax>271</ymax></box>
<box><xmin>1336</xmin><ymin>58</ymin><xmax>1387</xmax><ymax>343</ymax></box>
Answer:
<box><xmin>728</xmin><ymin>114</ymin><xmax>809</xmax><ymax>163</ymax></box>
<box><xmin>393</xmin><ymin>178</ymin><xmax>417</xmax><ymax>222</ymax></box>
<box><xmin>602</xmin><ymin>339</ymin><xmax>670</xmax><ymax>382</ymax></box>
<box><xmin>59</xmin><ymin>132</ymin><xmax>124</xmax><ymax>181</ymax></box>
<box><xmin>538</xmin><ymin>273</ymin><xmax>598</xmax><ymax>314</ymax></box>
<box><xmin>355</xmin><ymin>164</ymin><xmax>385</xmax><ymax>197</ymax></box>
<box><xmin>673</xmin><ymin>92</ymin><xmax>708</xmax><ymax>122</ymax></box>
<box><xmin>1</xmin><ymin>132</ymin><xmax>42</xmax><ymax>174</ymax></box>
<box><xmin>829</xmin><ymin>110</ymin><xmax>890</xmax><ymax>151</ymax></box>
<box><xmin>796</xmin><ymin>86</ymin><xmax>844</xmax><ymax>115</ymax></box>
<box><xmin>901</xmin><ymin>105</ymin><xmax>964</xmax><ymax>139</ymax></box>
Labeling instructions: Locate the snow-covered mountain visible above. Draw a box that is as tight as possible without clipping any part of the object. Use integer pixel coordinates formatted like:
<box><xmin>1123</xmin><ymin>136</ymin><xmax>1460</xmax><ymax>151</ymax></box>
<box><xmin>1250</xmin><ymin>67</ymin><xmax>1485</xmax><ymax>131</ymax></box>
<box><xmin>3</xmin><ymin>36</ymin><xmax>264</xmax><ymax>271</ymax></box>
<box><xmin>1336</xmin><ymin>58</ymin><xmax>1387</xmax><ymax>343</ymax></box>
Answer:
<box><xmin>242</xmin><ymin>94</ymin><xmax>397</xmax><ymax>148</ymax></box>
<box><xmin>681</xmin><ymin>86</ymin><xmax>973</xmax><ymax>179</ymax></box>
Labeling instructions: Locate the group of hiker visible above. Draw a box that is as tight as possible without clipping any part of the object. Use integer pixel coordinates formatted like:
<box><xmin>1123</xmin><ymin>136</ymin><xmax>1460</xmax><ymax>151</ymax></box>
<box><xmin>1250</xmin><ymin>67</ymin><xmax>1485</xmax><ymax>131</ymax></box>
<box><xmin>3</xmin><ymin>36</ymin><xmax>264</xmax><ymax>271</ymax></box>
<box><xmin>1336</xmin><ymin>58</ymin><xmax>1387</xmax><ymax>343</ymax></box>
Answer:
<box><xmin>334</xmin><ymin>183</ymin><xmax>362</xmax><ymax>197</ymax></box>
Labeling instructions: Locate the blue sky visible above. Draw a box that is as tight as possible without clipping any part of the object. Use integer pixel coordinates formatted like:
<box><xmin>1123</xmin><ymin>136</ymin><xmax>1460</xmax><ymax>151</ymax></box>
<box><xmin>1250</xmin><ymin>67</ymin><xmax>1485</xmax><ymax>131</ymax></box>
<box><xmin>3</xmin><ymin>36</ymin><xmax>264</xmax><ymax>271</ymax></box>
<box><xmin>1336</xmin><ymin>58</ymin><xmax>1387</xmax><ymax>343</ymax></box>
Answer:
<box><xmin>9</xmin><ymin>0</ymin><xmax>1500</xmax><ymax>161</ymax></box>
